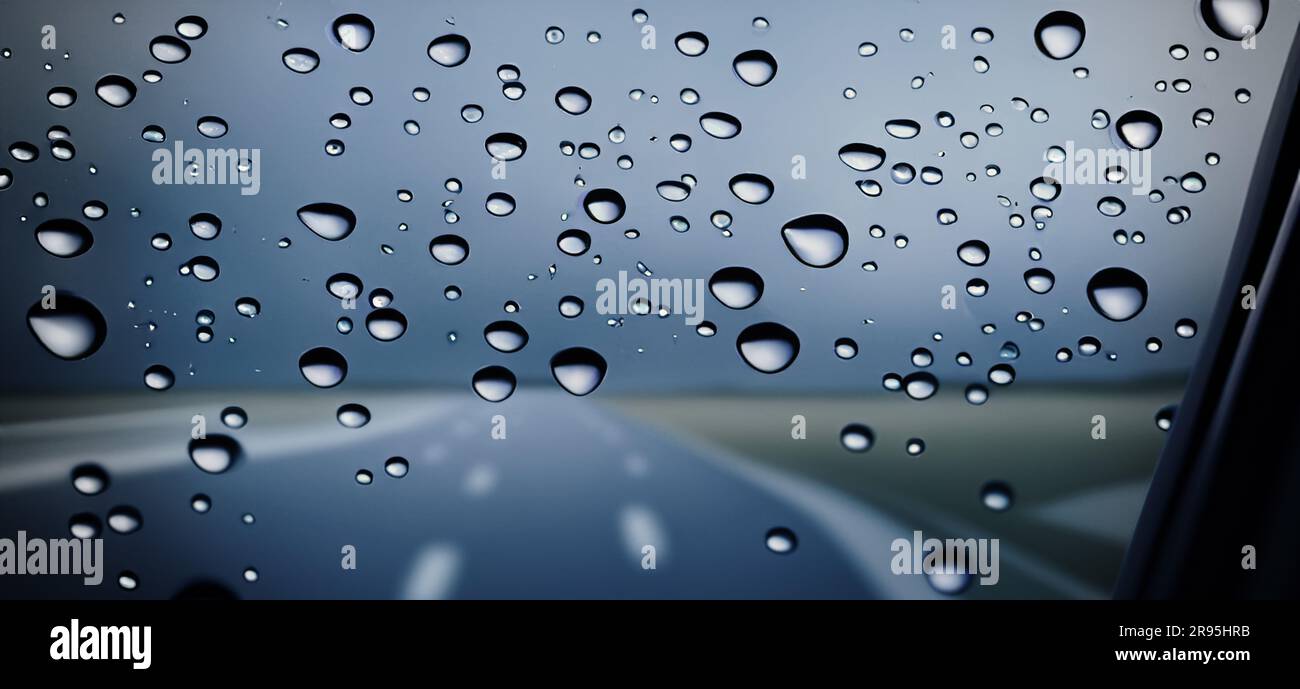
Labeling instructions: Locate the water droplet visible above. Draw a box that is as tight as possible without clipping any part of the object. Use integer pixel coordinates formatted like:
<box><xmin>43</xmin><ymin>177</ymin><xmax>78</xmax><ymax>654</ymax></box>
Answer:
<box><xmin>838</xmin><ymin>143</ymin><xmax>886</xmax><ymax>171</ymax></box>
<box><xmin>35</xmin><ymin>218</ymin><xmax>93</xmax><ymax>257</ymax></box>
<box><xmin>765</xmin><ymin>527</ymin><xmax>797</xmax><ymax>554</ymax></box>
<box><xmin>583</xmin><ymin>188</ymin><xmax>626</xmax><ymax>224</ymax></box>
<box><xmin>699</xmin><ymin>112</ymin><xmax>742</xmax><ymax>139</ymax></box>
<box><xmin>1115</xmin><ymin>110</ymin><xmax>1163</xmax><ymax>150</ymax></box>
<box><xmin>1155</xmin><ymin>404</ymin><xmax>1176</xmax><ymax>431</ymax></box>
<box><xmin>1200</xmin><ymin>0</ymin><xmax>1268</xmax><ymax>40</ymax></box>
<box><xmin>366</xmin><ymin>308</ymin><xmax>407</xmax><ymax>341</ymax></box>
<box><xmin>385</xmin><ymin>457</ymin><xmax>409</xmax><ymax>478</ymax></box>
<box><xmin>221</xmin><ymin>406</ymin><xmax>246</xmax><ymax>428</ymax></box>
<box><xmin>675</xmin><ymin>31</ymin><xmax>709</xmax><ymax>56</ymax></box>
<box><xmin>472</xmin><ymin>366</ymin><xmax>516</xmax><ymax>402</ymax></box>
<box><xmin>709</xmin><ymin>267</ymin><xmax>764</xmax><ymax>309</ymax></box>
<box><xmin>550</xmin><ymin>347</ymin><xmax>608</xmax><ymax>396</ymax></box>
<box><xmin>299</xmin><ymin>347</ymin><xmax>348</xmax><ymax>387</ymax></box>
<box><xmin>557</xmin><ymin>296</ymin><xmax>585</xmax><ymax>318</ymax></box>
<box><xmin>1035</xmin><ymin>11</ymin><xmax>1085</xmax><ymax>60</ymax></box>
<box><xmin>149</xmin><ymin>36</ymin><xmax>190</xmax><ymax>63</ymax></box>
<box><xmin>736</xmin><ymin>322</ymin><xmax>800</xmax><ymax>374</ymax></box>
<box><xmin>143</xmin><ymin>364</ymin><xmax>174</xmax><ymax>390</ymax></box>
<box><xmin>1024</xmin><ymin>268</ymin><xmax>1055</xmax><ymax>294</ymax></box>
<box><xmin>336</xmin><ymin>403</ymin><xmax>370</xmax><ymax>428</ymax></box>
<box><xmin>430</xmin><ymin>234</ymin><xmax>469</xmax><ymax>264</ymax></box>
<box><xmin>733</xmin><ymin>49</ymin><xmax>777</xmax><ymax>86</ymax></box>
<box><xmin>333</xmin><ymin>14</ymin><xmax>375</xmax><ymax>52</ymax></box>
<box><xmin>94</xmin><ymin>74</ymin><xmax>136</xmax><ymax>107</ymax></box>
<box><xmin>980</xmin><ymin>481</ymin><xmax>1014</xmax><ymax>511</ymax></box>
<box><xmin>428</xmin><ymin>34</ymin><xmax>470</xmax><ymax>66</ymax></box>
<box><xmin>884</xmin><ymin>119</ymin><xmax>920</xmax><ymax>139</ymax></box>
<box><xmin>729</xmin><ymin>173</ymin><xmax>773</xmax><ymax>204</ymax></box>
<box><xmin>46</xmin><ymin>86</ymin><xmax>77</xmax><ymax>107</ymax></box>
<box><xmin>485</xmin><ymin>192</ymin><xmax>516</xmax><ymax>216</ymax></box>
<box><xmin>1087</xmin><ymin>267</ymin><xmax>1148</xmax><ymax>321</ymax></box>
<box><xmin>282</xmin><ymin>48</ymin><xmax>319</xmax><ymax>73</ymax></box>
<box><xmin>297</xmin><ymin>202</ymin><xmax>356</xmax><ymax>241</ymax></box>
<box><xmin>957</xmin><ymin>240</ymin><xmax>989</xmax><ymax>266</ymax></box>
<box><xmin>107</xmin><ymin>506</ymin><xmax>143</xmax><ymax>534</ymax></box>
<box><xmin>555</xmin><ymin>86</ymin><xmax>592</xmax><ymax>115</ymax></box>
<box><xmin>196</xmin><ymin>116</ymin><xmax>228</xmax><ymax>138</ymax></box>
<box><xmin>27</xmin><ymin>294</ymin><xmax>107</xmax><ymax>360</ymax></box>
<box><xmin>71</xmin><ymin>464</ymin><xmax>109</xmax><ymax>495</ymax></box>
<box><xmin>69</xmin><ymin>514</ymin><xmax>101</xmax><ymax>538</ymax></box>
<box><xmin>484</xmin><ymin>132</ymin><xmax>526</xmax><ymax>161</ymax></box>
<box><xmin>484</xmin><ymin>321</ymin><xmax>529</xmax><ymax>353</ymax></box>
<box><xmin>176</xmin><ymin>16</ymin><xmax>207</xmax><ymax>39</ymax></box>
<box><xmin>656</xmin><ymin>180</ymin><xmax>691</xmax><ymax>201</ymax></box>
<box><xmin>781</xmin><ymin>213</ymin><xmax>848</xmax><ymax>267</ymax></box>
<box><xmin>840</xmin><ymin>423</ymin><xmax>874</xmax><ymax>452</ymax></box>
<box><xmin>903</xmin><ymin>372</ymin><xmax>938</xmax><ymax>400</ymax></box>
<box><xmin>189</xmin><ymin>435</ymin><xmax>242</xmax><ymax>473</ymax></box>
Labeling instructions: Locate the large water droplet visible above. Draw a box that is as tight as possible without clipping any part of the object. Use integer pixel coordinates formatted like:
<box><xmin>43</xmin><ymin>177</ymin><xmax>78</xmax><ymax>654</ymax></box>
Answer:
<box><xmin>472</xmin><ymin>366</ymin><xmax>516</xmax><ymax>402</ymax></box>
<box><xmin>656</xmin><ymin>180</ymin><xmax>691</xmax><ymax>201</ymax></box>
<box><xmin>282</xmin><ymin>48</ymin><xmax>319</xmax><ymax>73</ymax></box>
<box><xmin>189</xmin><ymin>435</ymin><xmax>242</xmax><ymax>474</ymax></box>
<box><xmin>555</xmin><ymin>86</ymin><xmax>592</xmax><ymax>115</ymax></box>
<box><xmin>781</xmin><ymin>213</ymin><xmax>848</xmax><ymax>268</ymax></box>
<box><xmin>299</xmin><ymin>347</ymin><xmax>348</xmax><ymax>388</ymax></box>
<box><xmin>736</xmin><ymin>322</ymin><xmax>800</xmax><ymax>373</ymax></box>
<box><xmin>699</xmin><ymin>112</ymin><xmax>742</xmax><ymax>139</ymax></box>
<box><xmin>94</xmin><ymin>74</ymin><xmax>136</xmax><ymax>107</ymax></box>
<box><xmin>1200</xmin><ymin>0</ymin><xmax>1268</xmax><ymax>40</ymax></box>
<box><xmin>709</xmin><ymin>267</ymin><xmax>764</xmax><ymax>309</ymax></box>
<box><xmin>27</xmin><ymin>294</ymin><xmax>107</xmax><ymax>360</ymax></box>
<box><xmin>557</xmin><ymin>229</ymin><xmax>591</xmax><ymax>256</ymax></box>
<box><xmin>366</xmin><ymin>308</ymin><xmax>407</xmax><ymax>341</ymax></box>
<box><xmin>430</xmin><ymin>234</ymin><xmax>469</xmax><ymax>264</ymax></box>
<box><xmin>484</xmin><ymin>321</ymin><xmax>529</xmax><ymax>353</ymax></box>
<box><xmin>1035</xmin><ymin>11</ymin><xmax>1086</xmax><ymax>60</ymax></box>
<box><xmin>485</xmin><ymin>192</ymin><xmax>516</xmax><ymax>216</ymax></box>
<box><xmin>428</xmin><ymin>34</ymin><xmax>470</xmax><ymax>66</ymax></box>
<box><xmin>297</xmin><ymin>203</ymin><xmax>356</xmax><ymax>241</ymax></box>
<box><xmin>1115</xmin><ymin>110</ymin><xmax>1163</xmax><ymax>150</ymax></box>
<box><xmin>729</xmin><ymin>173</ymin><xmax>773</xmax><ymax>204</ymax></box>
<box><xmin>1087</xmin><ymin>267</ymin><xmax>1148</xmax><ymax>321</ymax></box>
<box><xmin>550</xmin><ymin>347</ymin><xmax>608</xmax><ymax>396</ymax></box>
<box><xmin>1024</xmin><ymin>268</ymin><xmax>1056</xmax><ymax>294</ymax></box>
<box><xmin>957</xmin><ymin>240</ymin><xmax>989</xmax><ymax>266</ymax></box>
<box><xmin>333</xmin><ymin>14</ymin><xmax>375</xmax><ymax>52</ymax></box>
<box><xmin>336</xmin><ymin>403</ymin><xmax>370</xmax><ymax>428</ymax></box>
<box><xmin>903</xmin><ymin>372</ymin><xmax>938</xmax><ymax>400</ymax></box>
<box><xmin>675</xmin><ymin>31</ymin><xmax>709</xmax><ymax>56</ymax></box>
<box><xmin>143</xmin><ymin>364</ymin><xmax>174</xmax><ymax>390</ymax></box>
<box><xmin>485</xmin><ymin>132</ymin><xmax>526</xmax><ymax>161</ymax></box>
<box><xmin>149</xmin><ymin>36</ymin><xmax>190</xmax><ymax>63</ymax></box>
<box><xmin>733</xmin><ymin>49</ymin><xmax>777</xmax><ymax>86</ymax></box>
<box><xmin>583</xmin><ymin>188</ymin><xmax>626</xmax><ymax>224</ymax></box>
<box><xmin>838</xmin><ymin>143</ymin><xmax>885</xmax><ymax>171</ymax></box>
<box><xmin>884</xmin><ymin>119</ymin><xmax>920</xmax><ymax>139</ymax></box>
<box><xmin>35</xmin><ymin>218</ymin><xmax>93</xmax><ymax>257</ymax></box>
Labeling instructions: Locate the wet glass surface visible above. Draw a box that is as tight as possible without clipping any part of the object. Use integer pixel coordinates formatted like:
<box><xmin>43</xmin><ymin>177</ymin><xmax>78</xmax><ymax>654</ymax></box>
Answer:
<box><xmin>0</xmin><ymin>0</ymin><xmax>1295</xmax><ymax>598</ymax></box>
